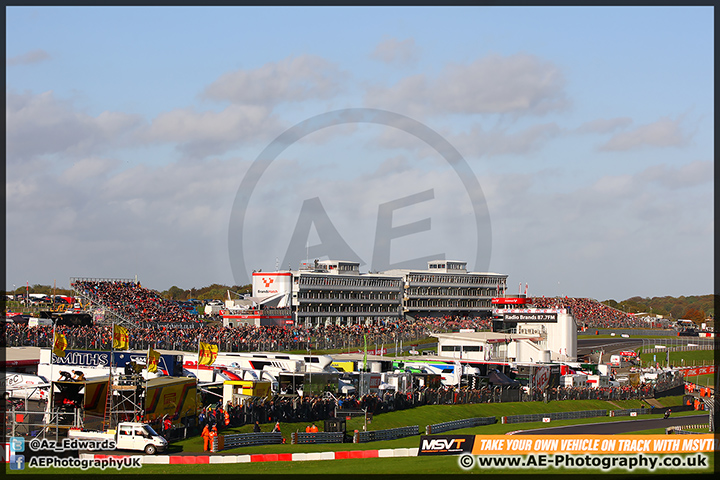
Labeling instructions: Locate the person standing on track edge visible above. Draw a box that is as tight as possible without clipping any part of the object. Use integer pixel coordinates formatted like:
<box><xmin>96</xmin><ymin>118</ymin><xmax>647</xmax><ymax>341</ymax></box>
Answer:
<box><xmin>201</xmin><ymin>423</ymin><xmax>210</xmax><ymax>451</ymax></box>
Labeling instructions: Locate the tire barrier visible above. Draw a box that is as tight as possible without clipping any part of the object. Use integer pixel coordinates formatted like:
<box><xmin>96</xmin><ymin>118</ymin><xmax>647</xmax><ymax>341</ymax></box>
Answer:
<box><xmin>353</xmin><ymin>425</ymin><xmax>419</xmax><ymax>443</ymax></box>
<box><xmin>425</xmin><ymin>416</ymin><xmax>496</xmax><ymax>434</ymax></box>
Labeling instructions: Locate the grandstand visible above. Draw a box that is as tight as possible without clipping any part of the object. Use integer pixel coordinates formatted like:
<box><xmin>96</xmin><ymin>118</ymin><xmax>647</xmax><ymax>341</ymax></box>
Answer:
<box><xmin>70</xmin><ymin>277</ymin><xmax>201</xmax><ymax>327</ymax></box>
<box><xmin>531</xmin><ymin>297</ymin><xmax>649</xmax><ymax>329</ymax></box>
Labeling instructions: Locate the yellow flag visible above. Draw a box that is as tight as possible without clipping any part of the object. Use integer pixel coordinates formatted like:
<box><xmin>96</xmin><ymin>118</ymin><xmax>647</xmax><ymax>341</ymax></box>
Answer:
<box><xmin>113</xmin><ymin>324</ymin><xmax>129</xmax><ymax>350</ymax></box>
<box><xmin>53</xmin><ymin>332</ymin><xmax>67</xmax><ymax>357</ymax></box>
<box><xmin>198</xmin><ymin>342</ymin><xmax>218</xmax><ymax>366</ymax></box>
<box><xmin>147</xmin><ymin>347</ymin><xmax>161</xmax><ymax>373</ymax></box>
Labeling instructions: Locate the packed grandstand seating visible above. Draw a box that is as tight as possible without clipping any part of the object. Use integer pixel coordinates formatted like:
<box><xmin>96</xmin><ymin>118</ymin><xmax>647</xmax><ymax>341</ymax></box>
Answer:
<box><xmin>71</xmin><ymin>279</ymin><xmax>200</xmax><ymax>324</ymax></box>
<box><xmin>4</xmin><ymin>295</ymin><xmax>656</xmax><ymax>352</ymax></box>
<box><xmin>531</xmin><ymin>296</ymin><xmax>649</xmax><ymax>328</ymax></box>
<box><xmin>66</xmin><ymin>278</ymin><xmax>650</xmax><ymax>330</ymax></box>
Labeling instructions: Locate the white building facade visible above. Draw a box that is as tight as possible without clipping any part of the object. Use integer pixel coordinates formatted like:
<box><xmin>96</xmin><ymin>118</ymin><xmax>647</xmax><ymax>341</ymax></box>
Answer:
<box><xmin>245</xmin><ymin>259</ymin><xmax>509</xmax><ymax>328</ymax></box>
<box><xmin>290</xmin><ymin>260</ymin><xmax>404</xmax><ymax>327</ymax></box>
<box><xmin>384</xmin><ymin>260</ymin><xmax>508</xmax><ymax>319</ymax></box>
<box><xmin>434</xmin><ymin>307</ymin><xmax>578</xmax><ymax>363</ymax></box>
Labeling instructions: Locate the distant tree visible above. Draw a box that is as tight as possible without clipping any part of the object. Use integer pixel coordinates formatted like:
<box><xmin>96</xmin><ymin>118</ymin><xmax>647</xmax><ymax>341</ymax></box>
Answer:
<box><xmin>670</xmin><ymin>305</ymin><xmax>684</xmax><ymax>320</ymax></box>
<box><xmin>163</xmin><ymin>285</ymin><xmax>185</xmax><ymax>300</ymax></box>
<box><xmin>603</xmin><ymin>299</ymin><xmax>619</xmax><ymax>309</ymax></box>
<box><xmin>682</xmin><ymin>308</ymin><xmax>705</xmax><ymax>323</ymax></box>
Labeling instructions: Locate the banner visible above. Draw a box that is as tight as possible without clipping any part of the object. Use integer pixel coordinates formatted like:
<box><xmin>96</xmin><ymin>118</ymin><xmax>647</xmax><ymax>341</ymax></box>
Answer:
<box><xmin>113</xmin><ymin>324</ymin><xmax>129</xmax><ymax>350</ymax></box>
<box><xmin>534</xmin><ymin>366</ymin><xmax>550</xmax><ymax>391</ymax></box>
<box><xmin>419</xmin><ymin>435</ymin><xmax>717</xmax><ymax>456</ymax></box>
<box><xmin>147</xmin><ymin>347</ymin><xmax>161</xmax><ymax>373</ymax></box>
<box><xmin>419</xmin><ymin>435</ymin><xmax>476</xmax><ymax>455</ymax></box>
<box><xmin>469</xmin><ymin>435</ymin><xmax>716</xmax><ymax>455</ymax></box>
<box><xmin>363</xmin><ymin>334</ymin><xmax>368</xmax><ymax>371</ymax></box>
<box><xmin>679</xmin><ymin>365</ymin><xmax>716</xmax><ymax>376</ymax></box>
<box><xmin>53</xmin><ymin>332</ymin><xmax>67</xmax><ymax>357</ymax></box>
<box><xmin>198</xmin><ymin>342</ymin><xmax>218</xmax><ymax>366</ymax></box>
<box><xmin>505</xmin><ymin>313</ymin><xmax>557</xmax><ymax>323</ymax></box>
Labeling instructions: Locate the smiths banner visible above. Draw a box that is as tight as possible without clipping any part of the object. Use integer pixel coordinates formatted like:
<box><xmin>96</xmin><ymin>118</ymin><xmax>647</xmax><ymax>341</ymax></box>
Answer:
<box><xmin>147</xmin><ymin>347</ymin><xmax>161</xmax><ymax>373</ymax></box>
<box><xmin>198</xmin><ymin>342</ymin><xmax>218</xmax><ymax>366</ymax></box>
<box><xmin>53</xmin><ymin>332</ymin><xmax>67</xmax><ymax>357</ymax></box>
<box><xmin>113</xmin><ymin>325</ymin><xmax>129</xmax><ymax>350</ymax></box>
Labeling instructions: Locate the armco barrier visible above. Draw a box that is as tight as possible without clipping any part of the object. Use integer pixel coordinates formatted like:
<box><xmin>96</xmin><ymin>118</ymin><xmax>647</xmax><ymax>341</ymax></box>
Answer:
<box><xmin>501</xmin><ymin>410</ymin><xmax>606</xmax><ymax>424</ymax></box>
<box><xmin>218</xmin><ymin>432</ymin><xmax>283</xmax><ymax>450</ymax></box>
<box><xmin>426</xmin><ymin>416</ymin><xmax>496</xmax><ymax>434</ymax></box>
<box><xmin>291</xmin><ymin>432</ymin><xmax>345</xmax><ymax>444</ymax></box>
<box><xmin>353</xmin><ymin>425</ymin><xmax>419</xmax><ymax>443</ymax></box>
<box><xmin>609</xmin><ymin>407</ymin><xmax>652</xmax><ymax>417</ymax></box>
<box><xmin>666</xmin><ymin>424</ymin><xmax>710</xmax><ymax>434</ymax></box>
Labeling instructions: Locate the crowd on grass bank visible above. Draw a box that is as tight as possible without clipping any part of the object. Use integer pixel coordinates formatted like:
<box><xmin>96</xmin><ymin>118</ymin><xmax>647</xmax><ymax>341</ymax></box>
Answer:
<box><xmin>164</xmin><ymin>380</ymin><xmax>664</xmax><ymax>437</ymax></box>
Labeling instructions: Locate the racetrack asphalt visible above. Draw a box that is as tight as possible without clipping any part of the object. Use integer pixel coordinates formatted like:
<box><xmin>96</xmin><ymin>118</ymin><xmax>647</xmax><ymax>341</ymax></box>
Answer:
<box><xmin>515</xmin><ymin>414</ymin><xmax>709</xmax><ymax>435</ymax></box>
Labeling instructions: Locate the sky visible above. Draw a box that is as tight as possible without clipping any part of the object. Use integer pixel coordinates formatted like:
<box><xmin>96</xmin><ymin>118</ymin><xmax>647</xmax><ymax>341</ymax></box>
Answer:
<box><xmin>5</xmin><ymin>6</ymin><xmax>714</xmax><ymax>301</ymax></box>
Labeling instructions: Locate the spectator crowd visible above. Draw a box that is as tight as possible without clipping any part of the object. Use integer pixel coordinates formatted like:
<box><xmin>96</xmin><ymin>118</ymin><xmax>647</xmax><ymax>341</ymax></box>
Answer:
<box><xmin>170</xmin><ymin>379</ymin><xmax>661</xmax><ymax>438</ymax></box>
<box><xmin>72</xmin><ymin>280</ymin><xmax>200</xmax><ymax>325</ymax></box>
<box><xmin>532</xmin><ymin>297</ymin><xmax>649</xmax><ymax>329</ymax></box>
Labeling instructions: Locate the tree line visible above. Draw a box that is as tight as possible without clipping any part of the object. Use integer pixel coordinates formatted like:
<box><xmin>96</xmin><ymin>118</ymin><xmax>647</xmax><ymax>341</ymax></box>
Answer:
<box><xmin>601</xmin><ymin>295</ymin><xmax>715</xmax><ymax>322</ymax></box>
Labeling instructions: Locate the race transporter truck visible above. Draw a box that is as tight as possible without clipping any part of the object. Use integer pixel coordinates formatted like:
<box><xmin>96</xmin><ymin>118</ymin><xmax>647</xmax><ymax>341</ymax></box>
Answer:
<box><xmin>68</xmin><ymin>422</ymin><xmax>168</xmax><ymax>454</ymax></box>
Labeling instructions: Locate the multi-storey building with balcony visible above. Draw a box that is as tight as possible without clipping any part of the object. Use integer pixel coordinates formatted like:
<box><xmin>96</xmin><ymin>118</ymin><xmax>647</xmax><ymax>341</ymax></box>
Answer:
<box><xmin>251</xmin><ymin>259</ymin><xmax>507</xmax><ymax>327</ymax></box>
<box><xmin>384</xmin><ymin>260</ymin><xmax>507</xmax><ymax>319</ymax></box>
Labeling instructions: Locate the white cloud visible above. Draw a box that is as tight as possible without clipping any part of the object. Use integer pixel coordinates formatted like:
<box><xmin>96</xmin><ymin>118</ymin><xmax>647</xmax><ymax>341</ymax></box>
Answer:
<box><xmin>59</xmin><ymin>156</ymin><xmax>121</xmax><ymax>183</ymax></box>
<box><xmin>202</xmin><ymin>55</ymin><xmax>347</xmax><ymax>105</ymax></box>
<box><xmin>575</xmin><ymin>117</ymin><xmax>632</xmax><ymax>134</ymax></box>
<box><xmin>599</xmin><ymin>116</ymin><xmax>690</xmax><ymax>151</ymax></box>
<box><xmin>369</xmin><ymin>121</ymin><xmax>562</xmax><ymax>161</ymax></box>
<box><xmin>7</xmin><ymin>49</ymin><xmax>51</xmax><ymax>66</ymax></box>
<box><xmin>641</xmin><ymin>160</ymin><xmax>713</xmax><ymax>190</ymax></box>
<box><xmin>6</xmin><ymin>153</ymin><xmax>250</xmax><ymax>290</ymax></box>
<box><xmin>6</xmin><ymin>90</ymin><xmax>144</xmax><ymax>160</ymax></box>
<box><xmin>143</xmin><ymin>104</ymin><xmax>279</xmax><ymax>157</ymax></box>
<box><xmin>365</xmin><ymin>53</ymin><xmax>569</xmax><ymax>116</ymax></box>
<box><xmin>370</xmin><ymin>37</ymin><xmax>419</xmax><ymax>65</ymax></box>
<box><xmin>453</xmin><ymin>123</ymin><xmax>562</xmax><ymax>158</ymax></box>
<box><xmin>484</xmin><ymin>161</ymin><xmax>712</xmax><ymax>299</ymax></box>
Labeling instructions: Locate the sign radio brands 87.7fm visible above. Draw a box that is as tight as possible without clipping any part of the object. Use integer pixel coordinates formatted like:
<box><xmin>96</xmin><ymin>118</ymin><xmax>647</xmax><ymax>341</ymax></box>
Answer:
<box><xmin>504</xmin><ymin>313</ymin><xmax>558</xmax><ymax>323</ymax></box>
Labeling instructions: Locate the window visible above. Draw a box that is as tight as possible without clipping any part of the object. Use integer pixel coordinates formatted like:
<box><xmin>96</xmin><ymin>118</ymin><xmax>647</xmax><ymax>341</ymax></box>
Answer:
<box><xmin>441</xmin><ymin>345</ymin><xmax>461</xmax><ymax>351</ymax></box>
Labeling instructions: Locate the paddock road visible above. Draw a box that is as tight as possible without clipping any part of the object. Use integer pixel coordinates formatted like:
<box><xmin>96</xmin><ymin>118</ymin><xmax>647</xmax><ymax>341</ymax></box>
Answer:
<box><xmin>516</xmin><ymin>414</ymin><xmax>709</xmax><ymax>435</ymax></box>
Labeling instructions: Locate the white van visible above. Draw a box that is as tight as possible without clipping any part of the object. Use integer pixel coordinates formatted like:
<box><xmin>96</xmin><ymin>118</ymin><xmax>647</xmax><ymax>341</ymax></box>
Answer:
<box><xmin>28</xmin><ymin>317</ymin><xmax>53</xmax><ymax>327</ymax></box>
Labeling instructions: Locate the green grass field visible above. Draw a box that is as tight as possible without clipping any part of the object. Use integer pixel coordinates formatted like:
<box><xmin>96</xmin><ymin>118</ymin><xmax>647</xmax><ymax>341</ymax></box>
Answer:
<box><xmin>8</xmin><ymin>395</ymin><xmax>714</xmax><ymax>475</ymax></box>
